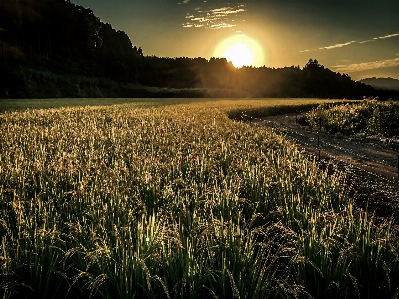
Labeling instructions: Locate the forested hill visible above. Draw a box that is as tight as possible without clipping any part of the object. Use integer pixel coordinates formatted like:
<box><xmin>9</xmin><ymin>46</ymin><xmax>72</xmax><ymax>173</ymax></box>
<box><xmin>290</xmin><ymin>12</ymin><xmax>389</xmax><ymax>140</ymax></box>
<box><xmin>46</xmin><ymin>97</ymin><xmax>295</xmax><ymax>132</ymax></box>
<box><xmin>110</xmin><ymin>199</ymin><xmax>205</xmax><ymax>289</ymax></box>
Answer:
<box><xmin>0</xmin><ymin>0</ymin><xmax>142</xmax><ymax>83</ymax></box>
<box><xmin>1</xmin><ymin>0</ymin><xmax>398</xmax><ymax>99</ymax></box>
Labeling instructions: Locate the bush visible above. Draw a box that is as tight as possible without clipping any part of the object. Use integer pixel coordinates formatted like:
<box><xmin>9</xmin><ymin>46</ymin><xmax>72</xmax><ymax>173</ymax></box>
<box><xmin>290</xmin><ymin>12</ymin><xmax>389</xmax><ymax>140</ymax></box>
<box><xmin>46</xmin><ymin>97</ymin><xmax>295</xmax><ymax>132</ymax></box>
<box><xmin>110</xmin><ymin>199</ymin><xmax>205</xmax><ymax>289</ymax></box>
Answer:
<box><xmin>306</xmin><ymin>100</ymin><xmax>399</xmax><ymax>138</ymax></box>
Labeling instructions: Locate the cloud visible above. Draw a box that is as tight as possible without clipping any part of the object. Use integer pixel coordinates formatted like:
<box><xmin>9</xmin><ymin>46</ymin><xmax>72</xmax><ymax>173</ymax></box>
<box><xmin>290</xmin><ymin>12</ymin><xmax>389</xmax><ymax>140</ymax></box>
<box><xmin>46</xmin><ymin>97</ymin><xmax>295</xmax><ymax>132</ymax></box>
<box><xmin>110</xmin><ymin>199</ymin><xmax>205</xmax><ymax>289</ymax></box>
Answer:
<box><xmin>374</xmin><ymin>33</ymin><xmax>399</xmax><ymax>40</ymax></box>
<box><xmin>331</xmin><ymin>58</ymin><xmax>399</xmax><ymax>73</ymax></box>
<box><xmin>319</xmin><ymin>41</ymin><xmax>356</xmax><ymax>50</ymax></box>
<box><xmin>210</xmin><ymin>23</ymin><xmax>236</xmax><ymax>29</ymax></box>
<box><xmin>301</xmin><ymin>32</ymin><xmax>399</xmax><ymax>52</ymax></box>
<box><xmin>359</xmin><ymin>33</ymin><xmax>399</xmax><ymax>44</ymax></box>
<box><xmin>178</xmin><ymin>0</ymin><xmax>190</xmax><ymax>4</ymax></box>
<box><xmin>182</xmin><ymin>3</ymin><xmax>246</xmax><ymax>29</ymax></box>
<box><xmin>210</xmin><ymin>7</ymin><xmax>245</xmax><ymax>15</ymax></box>
<box><xmin>300</xmin><ymin>40</ymin><xmax>356</xmax><ymax>52</ymax></box>
<box><xmin>358</xmin><ymin>40</ymin><xmax>372</xmax><ymax>44</ymax></box>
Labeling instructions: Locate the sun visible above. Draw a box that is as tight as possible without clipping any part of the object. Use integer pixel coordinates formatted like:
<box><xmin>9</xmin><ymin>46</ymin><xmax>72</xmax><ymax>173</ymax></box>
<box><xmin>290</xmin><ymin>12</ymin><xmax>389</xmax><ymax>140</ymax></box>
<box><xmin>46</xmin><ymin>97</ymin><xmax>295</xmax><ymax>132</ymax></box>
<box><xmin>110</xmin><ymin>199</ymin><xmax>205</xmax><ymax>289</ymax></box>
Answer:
<box><xmin>224</xmin><ymin>44</ymin><xmax>253</xmax><ymax>68</ymax></box>
<box><xmin>213</xmin><ymin>35</ymin><xmax>265</xmax><ymax>68</ymax></box>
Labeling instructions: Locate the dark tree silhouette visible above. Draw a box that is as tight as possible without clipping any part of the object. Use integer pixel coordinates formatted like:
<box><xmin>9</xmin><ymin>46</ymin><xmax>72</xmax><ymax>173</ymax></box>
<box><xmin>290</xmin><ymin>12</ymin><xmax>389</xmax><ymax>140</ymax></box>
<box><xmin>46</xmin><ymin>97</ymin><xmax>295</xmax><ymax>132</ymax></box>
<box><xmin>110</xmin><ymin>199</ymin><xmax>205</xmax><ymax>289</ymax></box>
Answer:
<box><xmin>0</xmin><ymin>0</ymin><xmax>397</xmax><ymax>99</ymax></box>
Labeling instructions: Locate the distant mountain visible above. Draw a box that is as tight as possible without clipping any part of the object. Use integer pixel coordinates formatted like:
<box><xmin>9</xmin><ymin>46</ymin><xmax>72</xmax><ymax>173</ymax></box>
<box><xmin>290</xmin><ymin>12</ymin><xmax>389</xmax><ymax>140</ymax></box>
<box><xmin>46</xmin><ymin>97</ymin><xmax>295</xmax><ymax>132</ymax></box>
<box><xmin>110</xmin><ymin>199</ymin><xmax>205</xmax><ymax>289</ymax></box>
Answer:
<box><xmin>360</xmin><ymin>77</ymin><xmax>399</xmax><ymax>91</ymax></box>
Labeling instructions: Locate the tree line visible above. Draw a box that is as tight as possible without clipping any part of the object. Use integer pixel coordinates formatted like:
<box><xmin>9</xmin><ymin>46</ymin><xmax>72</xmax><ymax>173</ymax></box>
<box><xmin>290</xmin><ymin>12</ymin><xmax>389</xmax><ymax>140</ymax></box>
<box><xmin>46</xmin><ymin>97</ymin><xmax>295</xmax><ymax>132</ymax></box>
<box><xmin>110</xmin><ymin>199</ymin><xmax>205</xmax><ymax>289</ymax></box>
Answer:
<box><xmin>1</xmin><ymin>0</ymin><xmax>398</xmax><ymax>99</ymax></box>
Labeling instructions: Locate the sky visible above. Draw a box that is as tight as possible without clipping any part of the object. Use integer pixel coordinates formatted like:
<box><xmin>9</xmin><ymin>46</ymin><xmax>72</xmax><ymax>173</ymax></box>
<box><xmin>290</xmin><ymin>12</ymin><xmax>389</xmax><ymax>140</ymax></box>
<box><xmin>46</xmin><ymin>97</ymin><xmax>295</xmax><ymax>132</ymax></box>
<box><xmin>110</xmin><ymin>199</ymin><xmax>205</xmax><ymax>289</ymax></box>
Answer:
<box><xmin>72</xmin><ymin>0</ymin><xmax>399</xmax><ymax>81</ymax></box>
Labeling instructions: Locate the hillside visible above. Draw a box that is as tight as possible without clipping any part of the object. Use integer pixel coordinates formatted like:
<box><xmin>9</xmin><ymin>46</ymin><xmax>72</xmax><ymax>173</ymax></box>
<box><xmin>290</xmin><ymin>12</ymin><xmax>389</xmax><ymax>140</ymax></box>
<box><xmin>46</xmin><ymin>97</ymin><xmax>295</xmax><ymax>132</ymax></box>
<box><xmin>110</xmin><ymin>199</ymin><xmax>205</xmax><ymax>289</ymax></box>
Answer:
<box><xmin>360</xmin><ymin>77</ymin><xmax>399</xmax><ymax>91</ymax></box>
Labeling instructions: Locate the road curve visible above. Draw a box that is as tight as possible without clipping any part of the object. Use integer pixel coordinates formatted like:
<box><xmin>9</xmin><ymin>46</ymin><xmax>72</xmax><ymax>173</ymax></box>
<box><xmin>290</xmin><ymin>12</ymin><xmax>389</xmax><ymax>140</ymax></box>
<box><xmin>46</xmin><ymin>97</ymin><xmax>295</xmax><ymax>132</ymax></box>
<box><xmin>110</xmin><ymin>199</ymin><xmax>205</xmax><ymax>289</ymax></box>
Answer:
<box><xmin>252</xmin><ymin>113</ymin><xmax>399</xmax><ymax>222</ymax></box>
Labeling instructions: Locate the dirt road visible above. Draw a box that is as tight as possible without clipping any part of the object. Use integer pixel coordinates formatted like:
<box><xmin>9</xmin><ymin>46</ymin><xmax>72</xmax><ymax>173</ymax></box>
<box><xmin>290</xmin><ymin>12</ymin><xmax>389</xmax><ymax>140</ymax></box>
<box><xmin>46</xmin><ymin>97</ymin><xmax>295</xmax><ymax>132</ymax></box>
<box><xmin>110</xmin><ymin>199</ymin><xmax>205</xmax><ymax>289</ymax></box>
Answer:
<box><xmin>252</xmin><ymin>114</ymin><xmax>399</xmax><ymax>221</ymax></box>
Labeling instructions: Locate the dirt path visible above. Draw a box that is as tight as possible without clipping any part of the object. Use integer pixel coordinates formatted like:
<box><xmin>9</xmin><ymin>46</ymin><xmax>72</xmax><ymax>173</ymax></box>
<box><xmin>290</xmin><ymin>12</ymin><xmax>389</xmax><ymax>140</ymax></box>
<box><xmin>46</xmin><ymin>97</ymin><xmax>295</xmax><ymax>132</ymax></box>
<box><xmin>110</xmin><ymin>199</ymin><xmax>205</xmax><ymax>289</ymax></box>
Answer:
<box><xmin>252</xmin><ymin>114</ymin><xmax>399</xmax><ymax>221</ymax></box>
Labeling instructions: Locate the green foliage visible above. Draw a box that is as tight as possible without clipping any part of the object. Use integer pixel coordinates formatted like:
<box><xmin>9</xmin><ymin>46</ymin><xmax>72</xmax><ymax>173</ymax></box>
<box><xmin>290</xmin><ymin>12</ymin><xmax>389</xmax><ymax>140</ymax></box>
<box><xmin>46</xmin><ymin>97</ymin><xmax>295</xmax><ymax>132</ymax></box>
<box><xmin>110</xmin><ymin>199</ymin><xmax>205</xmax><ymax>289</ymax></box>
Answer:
<box><xmin>1</xmin><ymin>100</ymin><xmax>399</xmax><ymax>298</ymax></box>
<box><xmin>306</xmin><ymin>100</ymin><xmax>399</xmax><ymax>137</ymax></box>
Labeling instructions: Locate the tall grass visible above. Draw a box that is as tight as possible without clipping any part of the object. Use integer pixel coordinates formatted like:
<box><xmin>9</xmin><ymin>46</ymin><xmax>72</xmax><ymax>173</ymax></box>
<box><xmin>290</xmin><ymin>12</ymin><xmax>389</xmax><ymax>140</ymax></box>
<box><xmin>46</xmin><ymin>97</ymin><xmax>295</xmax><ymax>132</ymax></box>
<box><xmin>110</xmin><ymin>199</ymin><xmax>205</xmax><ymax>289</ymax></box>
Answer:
<box><xmin>306</xmin><ymin>100</ymin><xmax>399</xmax><ymax>137</ymax></box>
<box><xmin>1</xmin><ymin>99</ymin><xmax>399</xmax><ymax>298</ymax></box>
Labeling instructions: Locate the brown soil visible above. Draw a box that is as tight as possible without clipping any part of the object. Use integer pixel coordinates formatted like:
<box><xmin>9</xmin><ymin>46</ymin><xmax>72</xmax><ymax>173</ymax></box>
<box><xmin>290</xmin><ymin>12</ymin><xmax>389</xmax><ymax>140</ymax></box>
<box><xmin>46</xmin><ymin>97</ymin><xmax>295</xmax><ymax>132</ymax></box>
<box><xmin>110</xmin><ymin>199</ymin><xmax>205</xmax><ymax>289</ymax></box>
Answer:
<box><xmin>252</xmin><ymin>113</ymin><xmax>399</xmax><ymax>222</ymax></box>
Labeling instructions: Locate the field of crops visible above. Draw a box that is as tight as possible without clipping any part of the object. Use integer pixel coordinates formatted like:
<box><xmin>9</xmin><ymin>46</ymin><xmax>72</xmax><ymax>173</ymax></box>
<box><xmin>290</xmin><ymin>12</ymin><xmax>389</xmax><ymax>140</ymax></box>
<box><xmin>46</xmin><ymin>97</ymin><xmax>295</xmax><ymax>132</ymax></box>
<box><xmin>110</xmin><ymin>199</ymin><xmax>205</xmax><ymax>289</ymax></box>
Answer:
<box><xmin>1</xmin><ymin>98</ymin><xmax>399</xmax><ymax>299</ymax></box>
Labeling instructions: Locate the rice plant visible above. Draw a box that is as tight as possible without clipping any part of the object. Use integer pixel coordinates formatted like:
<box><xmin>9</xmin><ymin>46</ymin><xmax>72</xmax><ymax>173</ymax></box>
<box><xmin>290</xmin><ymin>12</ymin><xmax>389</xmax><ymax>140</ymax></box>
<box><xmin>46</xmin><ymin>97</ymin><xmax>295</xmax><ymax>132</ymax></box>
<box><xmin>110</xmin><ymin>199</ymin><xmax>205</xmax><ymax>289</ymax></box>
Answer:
<box><xmin>1</xmin><ymin>99</ymin><xmax>398</xmax><ymax>299</ymax></box>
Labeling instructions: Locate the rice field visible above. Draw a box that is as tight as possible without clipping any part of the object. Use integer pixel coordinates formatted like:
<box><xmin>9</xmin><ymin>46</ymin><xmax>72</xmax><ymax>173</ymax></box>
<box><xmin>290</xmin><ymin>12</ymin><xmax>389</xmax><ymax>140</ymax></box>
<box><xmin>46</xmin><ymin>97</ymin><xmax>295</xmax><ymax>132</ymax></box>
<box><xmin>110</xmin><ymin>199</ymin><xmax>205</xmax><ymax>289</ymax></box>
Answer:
<box><xmin>1</xmin><ymin>98</ymin><xmax>399</xmax><ymax>299</ymax></box>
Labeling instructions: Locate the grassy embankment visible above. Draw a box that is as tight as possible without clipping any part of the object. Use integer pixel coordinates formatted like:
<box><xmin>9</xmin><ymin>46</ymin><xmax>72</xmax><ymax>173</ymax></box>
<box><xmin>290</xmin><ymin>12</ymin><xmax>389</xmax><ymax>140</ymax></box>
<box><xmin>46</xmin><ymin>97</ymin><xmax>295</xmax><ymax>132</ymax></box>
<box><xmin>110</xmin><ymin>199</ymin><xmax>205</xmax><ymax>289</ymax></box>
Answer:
<box><xmin>305</xmin><ymin>100</ymin><xmax>399</xmax><ymax>138</ymax></box>
<box><xmin>1</xmin><ymin>98</ymin><xmax>399</xmax><ymax>299</ymax></box>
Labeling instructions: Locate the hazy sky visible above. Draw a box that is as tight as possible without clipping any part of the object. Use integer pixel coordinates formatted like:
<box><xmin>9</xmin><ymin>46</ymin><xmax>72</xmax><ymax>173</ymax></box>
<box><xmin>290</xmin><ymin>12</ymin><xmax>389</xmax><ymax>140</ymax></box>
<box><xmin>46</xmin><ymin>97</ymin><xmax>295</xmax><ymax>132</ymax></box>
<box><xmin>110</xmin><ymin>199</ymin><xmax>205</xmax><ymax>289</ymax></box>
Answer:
<box><xmin>72</xmin><ymin>0</ymin><xmax>399</xmax><ymax>80</ymax></box>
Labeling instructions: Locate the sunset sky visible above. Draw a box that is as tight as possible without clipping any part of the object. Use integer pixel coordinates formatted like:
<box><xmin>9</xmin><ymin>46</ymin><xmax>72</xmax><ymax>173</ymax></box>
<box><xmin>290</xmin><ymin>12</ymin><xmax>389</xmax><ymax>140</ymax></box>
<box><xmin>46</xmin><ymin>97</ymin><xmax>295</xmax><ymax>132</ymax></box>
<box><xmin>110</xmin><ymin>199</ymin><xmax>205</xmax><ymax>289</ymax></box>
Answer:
<box><xmin>72</xmin><ymin>0</ymin><xmax>399</xmax><ymax>80</ymax></box>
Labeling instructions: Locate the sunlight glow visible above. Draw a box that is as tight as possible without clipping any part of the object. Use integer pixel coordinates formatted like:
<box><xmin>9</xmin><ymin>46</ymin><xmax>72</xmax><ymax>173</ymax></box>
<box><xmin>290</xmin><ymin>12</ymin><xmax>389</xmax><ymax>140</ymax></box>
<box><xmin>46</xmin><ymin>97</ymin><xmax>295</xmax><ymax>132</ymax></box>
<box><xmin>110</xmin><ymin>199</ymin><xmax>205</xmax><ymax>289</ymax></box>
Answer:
<box><xmin>224</xmin><ymin>44</ymin><xmax>253</xmax><ymax>68</ymax></box>
<box><xmin>213</xmin><ymin>35</ymin><xmax>265</xmax><ymax>68</ymax></box>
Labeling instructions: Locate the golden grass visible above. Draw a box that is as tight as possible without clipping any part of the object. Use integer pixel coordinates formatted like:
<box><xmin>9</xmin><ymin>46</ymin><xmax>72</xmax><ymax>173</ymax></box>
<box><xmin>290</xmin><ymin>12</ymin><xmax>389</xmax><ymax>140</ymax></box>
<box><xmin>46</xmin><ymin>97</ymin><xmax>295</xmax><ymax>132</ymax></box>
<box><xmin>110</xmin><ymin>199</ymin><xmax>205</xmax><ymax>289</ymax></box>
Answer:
<box><xmin>1</xmin><ymin>98</ymin><xmax>398</xmax><ymax>299</ymax></box>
